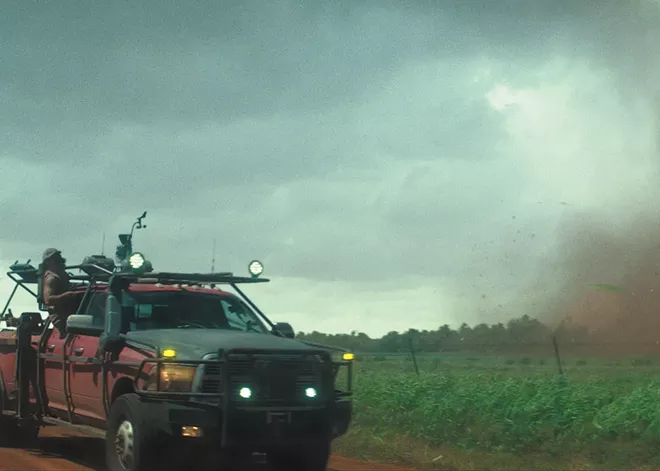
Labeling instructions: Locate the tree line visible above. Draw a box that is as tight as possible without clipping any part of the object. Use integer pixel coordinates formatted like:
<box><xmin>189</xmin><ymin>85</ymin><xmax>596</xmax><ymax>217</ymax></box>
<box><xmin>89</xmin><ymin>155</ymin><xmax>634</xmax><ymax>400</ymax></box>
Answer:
<box><xmin>296</xmin><ymin>315</ymin><xmax>644</xmax><ymax>356</ymax></box>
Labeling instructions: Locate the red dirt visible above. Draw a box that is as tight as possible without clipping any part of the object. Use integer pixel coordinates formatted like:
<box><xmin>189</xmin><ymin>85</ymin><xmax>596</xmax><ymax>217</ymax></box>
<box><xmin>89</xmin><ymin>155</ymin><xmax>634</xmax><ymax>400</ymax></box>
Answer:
<box><xmin>0</xmin><ymin>424</ymin><xmax>415</xmax><ymax>470</ymax></box>
<box><xmin>0</xmin><ymin>426</ymin><xmax>93</xmax><ymax>470</ymax></box>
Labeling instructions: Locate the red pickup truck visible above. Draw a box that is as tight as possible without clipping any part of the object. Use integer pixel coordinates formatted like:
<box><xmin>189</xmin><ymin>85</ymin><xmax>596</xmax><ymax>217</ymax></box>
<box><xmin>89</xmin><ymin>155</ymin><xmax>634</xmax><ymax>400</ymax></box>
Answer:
<box><xmin>0</xmin><ymin>253</ymin><xmax>353</xmax><ymax>471</ymax></box>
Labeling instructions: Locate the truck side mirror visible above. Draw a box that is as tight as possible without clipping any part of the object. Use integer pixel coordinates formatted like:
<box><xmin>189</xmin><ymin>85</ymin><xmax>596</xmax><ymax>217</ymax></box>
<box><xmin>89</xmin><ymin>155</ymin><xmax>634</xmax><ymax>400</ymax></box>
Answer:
<box><xmin>273</xmin><ymin>322</ymin><xmax>295</xmax><ymax>339</ymax></box>
<box><xmin>100</xmin><ymin>294</ymin><xmax>124</xmax><ymax>353</ymax></box>
<box><xmin>105</xmin><ymin>295</ymin><xmax>123</xmax><ymax>336</ymax></box>
<box><xmin>67</xmin><ymin>314</ymin><xmax>103</xmax><ymax>336</ymax></box>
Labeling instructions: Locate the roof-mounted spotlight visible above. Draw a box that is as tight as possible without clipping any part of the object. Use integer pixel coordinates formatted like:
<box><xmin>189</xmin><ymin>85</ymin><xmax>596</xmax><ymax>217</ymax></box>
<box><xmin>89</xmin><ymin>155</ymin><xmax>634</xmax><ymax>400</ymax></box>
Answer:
<box><xmin>127</xmin><ymin>252</ymin><xmax>152</xmax><ymax>274</ymax></box>
<box><xmin>248</xmin><ymin>260</ymin><xmax>264</xmax><ymax>278</ymax></box>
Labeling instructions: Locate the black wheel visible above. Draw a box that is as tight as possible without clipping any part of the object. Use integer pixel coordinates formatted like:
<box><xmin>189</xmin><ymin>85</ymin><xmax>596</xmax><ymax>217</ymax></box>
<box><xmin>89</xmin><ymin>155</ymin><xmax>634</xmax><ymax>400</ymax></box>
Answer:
<box><xmin>0</xmin><ymin>421</ymin><xmax>40</xmax><ymax>448</ymax></box>
<box><xmin>0</xmin><ymin>375</ymin><xmax>9</xmax><ymax>445</ymax></box>
<box><xmin>0</xmin><ymin>421</ymin><xmax>38</xmax><ymax>447</ymax></box>
<box><xmin>105</xmin><ymin>393</ymin><xmax>163</xmax><ymax>471</ymax></box>
<box><xmin>12</xmin><ymin>420</ymin><xmax>40</xmax><ymax>447</ymax></box>
<box><xmin>269</xmin><ymin>441</ymin><xmax>331</xmax><ymax>471</ymax></box>
<box><xmin>0</xmin><ymin>375</ymin><xmax>39</xmax><ymax>448</ymax></box>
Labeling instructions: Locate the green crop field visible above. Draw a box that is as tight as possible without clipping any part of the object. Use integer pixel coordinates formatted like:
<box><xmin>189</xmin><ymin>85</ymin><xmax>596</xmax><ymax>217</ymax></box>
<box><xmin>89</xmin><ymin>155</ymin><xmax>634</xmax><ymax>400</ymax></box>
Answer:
<box><xmin>332</xmin><ymin>354</ymin><xmax>660</xmax><ymax>470</ymax></box>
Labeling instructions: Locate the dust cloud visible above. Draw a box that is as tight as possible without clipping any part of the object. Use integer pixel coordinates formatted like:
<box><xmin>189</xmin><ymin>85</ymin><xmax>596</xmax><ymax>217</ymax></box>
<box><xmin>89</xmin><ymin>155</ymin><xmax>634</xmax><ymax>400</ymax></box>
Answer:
<box><xmin>548</xmin><ymin>206</ymin><xmax>660</xmax><ymax>354</ymax></box>
<box><xmin>536</xmin><ymin>0</ymin><xmax>660</xmax><ymax>353</ymax></box>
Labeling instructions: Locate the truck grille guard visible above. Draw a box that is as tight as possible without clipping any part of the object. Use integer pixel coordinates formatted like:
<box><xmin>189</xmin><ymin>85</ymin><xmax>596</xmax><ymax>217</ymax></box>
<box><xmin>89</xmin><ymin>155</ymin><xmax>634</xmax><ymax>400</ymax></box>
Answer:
<box><xmin>132</xmin><ymin>347</ymin><xmax>353</xmax><ymax>405</ymax></box>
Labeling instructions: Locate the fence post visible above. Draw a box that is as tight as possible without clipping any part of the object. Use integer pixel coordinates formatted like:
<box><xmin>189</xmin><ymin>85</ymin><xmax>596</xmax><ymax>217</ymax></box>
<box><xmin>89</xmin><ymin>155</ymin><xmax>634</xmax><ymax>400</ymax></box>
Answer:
<box><xmin>408</xmin><ymin>337</ymin><xmax>420</xmax><ymax>376</ymax></box>
<box><xmin>552</xmin><ymin>335</ymin><xmax>564</xmax><ymax>376</ymax></box>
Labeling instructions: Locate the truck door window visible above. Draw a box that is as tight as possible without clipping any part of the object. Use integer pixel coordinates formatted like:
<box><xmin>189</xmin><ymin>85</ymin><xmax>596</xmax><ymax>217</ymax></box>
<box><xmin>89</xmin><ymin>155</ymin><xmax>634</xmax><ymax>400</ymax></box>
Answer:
<box><xmin>83</xmin><ymin>291</ymin><xmax>108</xmax><ymax>328</ymax></box>
<box><xmin>129</xmin><ymin>303</ymin><xmax>158</xmax><ymax>330</ymax></box>
<box><xmin>136</xmin><ymin>304</ymin><xmax>153</xmax><ymax>319</ymax></box>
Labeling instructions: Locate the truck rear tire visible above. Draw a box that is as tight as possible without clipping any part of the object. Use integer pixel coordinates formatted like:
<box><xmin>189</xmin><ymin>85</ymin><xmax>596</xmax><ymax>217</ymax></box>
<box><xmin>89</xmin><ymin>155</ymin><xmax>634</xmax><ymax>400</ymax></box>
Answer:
<box><xmin>0</xmin><ymin>377</ymin><xmax>39</xmax><ymax>448</ymax></box>
<box><xmin>0</xmin><ymin>376</ymin><xmax>8</xmax><ymax>445</ymax></box>
<box><xmin>105</xmin><ymin>393</ymin><xmax>163</xmax><ymax>471</ymax></box>
<box><xmin>11</xmin><ymin>420</ymin><xmax>40</xmax><ymax>447</ymax></box>
<box><xmin>0</xmin><ymin>420</ymin><xmax>39</xmax><ymax>448</ymax></box>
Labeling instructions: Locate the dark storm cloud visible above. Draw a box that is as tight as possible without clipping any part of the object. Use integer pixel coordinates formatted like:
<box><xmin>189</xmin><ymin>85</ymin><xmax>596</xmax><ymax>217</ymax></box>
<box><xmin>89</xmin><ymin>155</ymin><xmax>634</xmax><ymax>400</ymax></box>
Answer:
<box><xmin>3</xmin><ymin>0</ymin><xmax>654</xmax><ymax>169</ymax></box>
<box><xmin>1</xmin><ymin>1</ymin><xmax>447</xmax><ymax>134</ymax></box>
<box><xmin>6</xmin><ymin>0</ymin><xmax>636</xmax><ymax>144</ymax></box>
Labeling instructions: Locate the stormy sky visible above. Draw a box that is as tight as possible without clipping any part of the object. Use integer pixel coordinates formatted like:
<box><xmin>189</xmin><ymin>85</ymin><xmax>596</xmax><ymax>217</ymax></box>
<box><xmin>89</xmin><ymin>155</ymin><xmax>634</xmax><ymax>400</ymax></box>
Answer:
<box><xmin>1</xmin><ymin>0</ymin><xmax>659</xmax><ymax>336</ymax></box>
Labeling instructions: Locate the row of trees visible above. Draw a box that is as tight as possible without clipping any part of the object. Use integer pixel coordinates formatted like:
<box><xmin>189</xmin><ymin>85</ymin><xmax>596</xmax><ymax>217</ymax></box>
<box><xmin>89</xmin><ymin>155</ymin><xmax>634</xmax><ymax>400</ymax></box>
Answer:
<box><xmin>296</xmin><ymin>315</ymin><xmax>640</xmax><ymax>355</ymax></box>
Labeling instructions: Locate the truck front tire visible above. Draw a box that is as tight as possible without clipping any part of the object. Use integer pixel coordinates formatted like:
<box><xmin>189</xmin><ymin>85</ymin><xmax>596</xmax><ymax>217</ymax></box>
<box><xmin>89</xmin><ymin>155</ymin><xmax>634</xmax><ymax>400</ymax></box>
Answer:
<box><xmin>105</xmin><ymin>393</ymin><xmax>162</xmax><ymax>471</ymax></box>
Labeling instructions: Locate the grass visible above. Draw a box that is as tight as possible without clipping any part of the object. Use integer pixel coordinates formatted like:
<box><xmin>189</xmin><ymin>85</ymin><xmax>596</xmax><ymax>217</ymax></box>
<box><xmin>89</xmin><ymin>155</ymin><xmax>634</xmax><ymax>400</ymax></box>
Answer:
<box><xmin>332</xmin><ymin>354</ymin><xmax>660</xmax><ymax>470</ymax></box>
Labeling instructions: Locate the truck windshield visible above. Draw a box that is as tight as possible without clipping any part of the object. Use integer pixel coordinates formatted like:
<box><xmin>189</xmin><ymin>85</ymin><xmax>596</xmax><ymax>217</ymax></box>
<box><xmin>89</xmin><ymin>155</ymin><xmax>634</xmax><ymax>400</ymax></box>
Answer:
<box><xmin>122</xmin><ymin>290</ymin><xmax>267</xmax><ymax>333</ymax></box>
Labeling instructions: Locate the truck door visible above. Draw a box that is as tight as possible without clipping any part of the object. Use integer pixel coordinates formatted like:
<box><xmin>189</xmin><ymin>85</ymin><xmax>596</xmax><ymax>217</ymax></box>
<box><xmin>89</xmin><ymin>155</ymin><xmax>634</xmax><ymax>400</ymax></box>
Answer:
<box><xmin>0</xmin><ymin>331</ymin><xmax>17</xmax><ymax>394</ymax></box>
<box><xmin>42</xmin><ymin>327</ymin><xmax>69</xmax><ymax>412</ymax></box>
<box><xmin>68</xmin><ymin>290</ymin><xmax>107</xmax><ymax>422</ymax></box>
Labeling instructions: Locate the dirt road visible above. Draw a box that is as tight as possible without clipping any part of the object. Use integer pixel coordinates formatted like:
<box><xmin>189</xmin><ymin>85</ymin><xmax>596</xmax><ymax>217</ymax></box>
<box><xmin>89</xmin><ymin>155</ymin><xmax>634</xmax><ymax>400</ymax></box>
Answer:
<box><xmin>0</xmin><ymin>425</ymin><xmax>412</xmax><ymax>470</ymax></box>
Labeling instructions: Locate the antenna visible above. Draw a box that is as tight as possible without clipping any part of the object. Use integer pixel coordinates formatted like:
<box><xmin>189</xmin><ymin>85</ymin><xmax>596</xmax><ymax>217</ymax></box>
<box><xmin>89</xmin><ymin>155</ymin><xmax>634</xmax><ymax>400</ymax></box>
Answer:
<box><xmin>101</xmin><ymin>233</ymin><xmax>106</xmax><ymax>255</ymax></box>
<box><xmin>211</xmin><ymin>239</ymin><xmax>216</xmax><ymax>273</ymax></box>
<box><xmin>116</xmin><ymin>211</ymin><xmax>148</xmax><ymax>264</ymax></box>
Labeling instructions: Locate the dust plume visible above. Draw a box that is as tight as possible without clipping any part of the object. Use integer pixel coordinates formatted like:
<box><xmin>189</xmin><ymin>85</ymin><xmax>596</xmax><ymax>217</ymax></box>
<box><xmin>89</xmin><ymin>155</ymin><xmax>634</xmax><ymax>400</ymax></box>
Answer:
<box><xmin>525</xmin><ymin>0</ymin><xmax>660</xmax><ymax>354</ymax></box>
<box><xmin>549</xmin><ymin>207</ymin><xmax>660</xmax><ymax>354</ymax></box>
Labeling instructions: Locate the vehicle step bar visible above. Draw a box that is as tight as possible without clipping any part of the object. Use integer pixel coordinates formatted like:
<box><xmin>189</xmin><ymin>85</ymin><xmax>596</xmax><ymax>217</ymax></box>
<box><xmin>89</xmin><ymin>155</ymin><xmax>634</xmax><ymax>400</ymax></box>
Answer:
<box><xmin>41</xmin><ymin>416</ymin><xmax>106</xmax><ymax>438</ymax></box>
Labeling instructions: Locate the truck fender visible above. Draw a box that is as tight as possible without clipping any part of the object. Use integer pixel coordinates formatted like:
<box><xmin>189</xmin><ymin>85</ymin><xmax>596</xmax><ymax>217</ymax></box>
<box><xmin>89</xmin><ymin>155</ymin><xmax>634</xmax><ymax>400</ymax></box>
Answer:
<box><xmin>109</xmin><ymin>377</ymin><xmax>135</xmax><ymax>406</ymax></box>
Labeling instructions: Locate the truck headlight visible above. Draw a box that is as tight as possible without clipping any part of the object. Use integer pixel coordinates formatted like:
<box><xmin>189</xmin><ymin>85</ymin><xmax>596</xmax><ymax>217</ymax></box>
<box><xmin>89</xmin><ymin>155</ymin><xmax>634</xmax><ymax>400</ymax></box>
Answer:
<box><xmin>145</xmin><ymin>364</ymin><xmax>197</xmax><ymax>392</ymax></box>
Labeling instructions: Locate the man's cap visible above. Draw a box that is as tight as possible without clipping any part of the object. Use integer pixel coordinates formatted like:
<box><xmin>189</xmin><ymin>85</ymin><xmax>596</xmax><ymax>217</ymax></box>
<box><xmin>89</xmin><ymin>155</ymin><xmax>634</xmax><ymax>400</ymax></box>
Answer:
<box><xmin>42</xmin><ymin>248</ymin><xmax>62</xmax><ymax>262</ymax></box>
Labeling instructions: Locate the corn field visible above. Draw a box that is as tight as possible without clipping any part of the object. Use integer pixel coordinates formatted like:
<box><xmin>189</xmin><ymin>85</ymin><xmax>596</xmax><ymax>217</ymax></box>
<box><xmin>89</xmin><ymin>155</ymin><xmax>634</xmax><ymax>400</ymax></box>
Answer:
<box><xmin>342</xmin><ymin>355</ymin><xmax>660</xmax><ymax>459</ymax></box>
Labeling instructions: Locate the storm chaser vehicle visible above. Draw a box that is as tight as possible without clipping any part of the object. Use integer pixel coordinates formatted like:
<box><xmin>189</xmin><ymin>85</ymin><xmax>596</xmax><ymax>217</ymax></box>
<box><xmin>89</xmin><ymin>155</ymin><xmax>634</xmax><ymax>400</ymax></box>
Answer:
<box><xmin>0</xmin><ymin>229</ymin><xmax>353</xmax><ymax>470</ymax></box>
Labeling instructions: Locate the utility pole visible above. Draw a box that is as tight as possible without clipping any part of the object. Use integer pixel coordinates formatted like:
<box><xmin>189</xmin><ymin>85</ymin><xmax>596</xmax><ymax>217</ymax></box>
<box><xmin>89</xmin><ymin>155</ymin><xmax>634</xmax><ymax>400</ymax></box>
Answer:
<box><xmin>211</xmin><ymin>239</ymin><xmax>216</xmax><ymax>273</ymax></box>
<box><xmin>101</xmin><ymin>233</ymin><xmax>106</xmax><ymax>255</ymax></box>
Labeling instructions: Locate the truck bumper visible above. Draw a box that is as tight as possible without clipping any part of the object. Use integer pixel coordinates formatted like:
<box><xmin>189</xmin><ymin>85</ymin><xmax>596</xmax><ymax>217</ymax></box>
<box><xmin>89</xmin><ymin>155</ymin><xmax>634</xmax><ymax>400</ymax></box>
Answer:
<box><xmin>140</xmin><ymin>397</ymin><xmax>352</xmax><ymax>449</ymax></box>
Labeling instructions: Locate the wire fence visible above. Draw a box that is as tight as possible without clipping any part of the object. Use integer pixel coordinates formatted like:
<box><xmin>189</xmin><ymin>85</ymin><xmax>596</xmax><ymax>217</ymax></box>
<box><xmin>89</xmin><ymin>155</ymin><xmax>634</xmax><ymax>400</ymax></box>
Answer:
<box><xmin>346</xmin><ymin>337</ymin><xmax>660</xmax><ymax>377</ymax></box>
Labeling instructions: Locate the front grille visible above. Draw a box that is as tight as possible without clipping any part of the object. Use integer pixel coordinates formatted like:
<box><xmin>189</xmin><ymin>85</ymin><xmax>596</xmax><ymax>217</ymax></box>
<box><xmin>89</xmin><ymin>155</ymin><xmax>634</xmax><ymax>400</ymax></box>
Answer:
<box><xmin>200</xmin><ymin>363</ymin><xmax>222</xmax><ymax>393</ymax></box>
<box><xmin>199</xmin><ymin>353</ymin><xmax>330</xmax><ymax>405</ymax></box>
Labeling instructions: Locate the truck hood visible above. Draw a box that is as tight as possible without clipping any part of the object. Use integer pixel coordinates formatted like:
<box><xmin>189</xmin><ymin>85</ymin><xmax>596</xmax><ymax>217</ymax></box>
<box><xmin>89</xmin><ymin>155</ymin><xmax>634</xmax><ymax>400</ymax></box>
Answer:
<box><xmin>124</xmin><ymin>329</ymin><xmax>322</xmax><ymax>359</ymax></box>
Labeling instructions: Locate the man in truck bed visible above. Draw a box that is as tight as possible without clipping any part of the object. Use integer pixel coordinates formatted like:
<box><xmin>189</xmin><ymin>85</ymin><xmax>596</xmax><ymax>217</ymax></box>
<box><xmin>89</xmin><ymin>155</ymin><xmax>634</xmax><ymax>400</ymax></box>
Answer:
<box><xmin>41</xmin><ymin>248</ymin><xmax>80</xmax><ymax>338</ymax></box>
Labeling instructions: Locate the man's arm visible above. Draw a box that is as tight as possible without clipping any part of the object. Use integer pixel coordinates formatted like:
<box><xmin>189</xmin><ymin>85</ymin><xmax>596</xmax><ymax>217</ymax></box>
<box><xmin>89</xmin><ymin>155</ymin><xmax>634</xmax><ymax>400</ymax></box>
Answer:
<box><xmin>43</xmin><ymin>276</ymin><xmax>79</xmax><ymax>307</ymax></box>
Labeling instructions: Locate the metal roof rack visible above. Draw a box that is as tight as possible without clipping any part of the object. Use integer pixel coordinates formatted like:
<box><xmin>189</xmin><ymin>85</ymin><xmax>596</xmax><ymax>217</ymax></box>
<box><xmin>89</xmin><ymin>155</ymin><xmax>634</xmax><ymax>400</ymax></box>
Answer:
<box><xmin>116</xmin><ymin>272</ymin><xmax>270</xmax><ymax>285</ymax></box>
<box><xmin>7</xmin><ymin>262</ymin><xmax>114</xmax><ymax>285</ymax></box>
